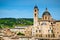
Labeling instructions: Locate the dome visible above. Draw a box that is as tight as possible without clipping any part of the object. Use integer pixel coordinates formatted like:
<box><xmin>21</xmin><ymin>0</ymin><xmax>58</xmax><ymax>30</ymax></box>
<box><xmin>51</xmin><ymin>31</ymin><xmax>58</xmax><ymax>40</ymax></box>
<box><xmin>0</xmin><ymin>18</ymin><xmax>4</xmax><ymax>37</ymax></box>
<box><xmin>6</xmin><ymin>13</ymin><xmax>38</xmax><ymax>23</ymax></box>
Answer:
<box><xmin>43</xmin><ymin>11</ymin><xmax>51</xmax><ymax>16</ymax></box>
<box><xmin>34</xmin><ymin>5</ymin><xmax>38</xmax><ymax>9</ymax></box>
<box><xmin>34</xmin><ymin>5</ymin><xmax>39</xmax><ymax>11</ymax></box>
<box><xmin>42</xmin><ymin>8</ymin><xmax>51</xmax><ymax>16</ymax></box>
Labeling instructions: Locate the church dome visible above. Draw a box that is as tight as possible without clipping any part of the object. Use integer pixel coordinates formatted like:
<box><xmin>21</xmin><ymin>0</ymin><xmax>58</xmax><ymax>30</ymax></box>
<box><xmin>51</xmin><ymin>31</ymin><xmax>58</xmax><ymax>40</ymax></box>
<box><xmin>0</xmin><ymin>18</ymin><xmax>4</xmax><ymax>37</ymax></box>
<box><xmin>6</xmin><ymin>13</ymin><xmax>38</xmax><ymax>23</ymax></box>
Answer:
<box><xmin>42</xmin><ymin>8</ymin><xmax>51</xmax><ymax>16</ymax></box>
<box><xmin>34</xmin><ymin>5</ymin><xmax>38</xmax><ymax>8</ymax></box>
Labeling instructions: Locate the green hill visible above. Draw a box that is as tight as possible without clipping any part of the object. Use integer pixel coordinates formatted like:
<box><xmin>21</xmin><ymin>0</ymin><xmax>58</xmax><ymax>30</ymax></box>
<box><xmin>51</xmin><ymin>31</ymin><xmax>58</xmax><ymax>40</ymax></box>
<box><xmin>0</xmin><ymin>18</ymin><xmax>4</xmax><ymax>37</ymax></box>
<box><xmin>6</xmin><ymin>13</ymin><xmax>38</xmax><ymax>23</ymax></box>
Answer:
<box><xmin>0</xmin><ymin>18</ymin><xmax>33</xmax><ymax>28</ymax></box>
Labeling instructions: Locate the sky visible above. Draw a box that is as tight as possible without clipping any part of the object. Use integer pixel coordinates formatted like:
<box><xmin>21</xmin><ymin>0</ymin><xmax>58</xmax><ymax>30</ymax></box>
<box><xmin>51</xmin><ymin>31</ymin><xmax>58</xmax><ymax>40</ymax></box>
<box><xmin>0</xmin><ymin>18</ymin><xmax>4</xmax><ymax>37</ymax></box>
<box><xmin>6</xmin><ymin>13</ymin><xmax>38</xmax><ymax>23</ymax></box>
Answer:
<box><xmin>0</xmin><ymin>0</ymin><xmax>60</xmax><ymax>20</ymax></box>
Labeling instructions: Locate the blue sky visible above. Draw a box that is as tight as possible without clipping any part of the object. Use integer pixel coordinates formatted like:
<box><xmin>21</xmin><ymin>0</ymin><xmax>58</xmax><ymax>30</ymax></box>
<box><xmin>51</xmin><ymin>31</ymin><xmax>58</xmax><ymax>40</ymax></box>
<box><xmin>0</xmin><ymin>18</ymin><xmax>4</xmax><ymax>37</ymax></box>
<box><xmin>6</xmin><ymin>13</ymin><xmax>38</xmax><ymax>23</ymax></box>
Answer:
<box><xmin>0</xmin><ymin>0</ymin><xmax>60</xmax><ymax>20</ymax></box>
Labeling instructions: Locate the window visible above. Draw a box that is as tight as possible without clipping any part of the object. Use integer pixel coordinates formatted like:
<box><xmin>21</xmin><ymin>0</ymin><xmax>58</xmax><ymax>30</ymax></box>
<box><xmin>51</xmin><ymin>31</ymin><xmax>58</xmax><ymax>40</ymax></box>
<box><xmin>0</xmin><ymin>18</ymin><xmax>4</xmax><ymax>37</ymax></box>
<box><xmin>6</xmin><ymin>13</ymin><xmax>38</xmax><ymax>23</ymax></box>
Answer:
<box><xmin>53</xmin><ymin>22</ymin><xmax>56</xmax><ymax>24</ymax></box>
<box><xmin>52</xmin><ymin>34</ymin><xmax>55</xmax><ymax>37</ymax></box>
<box><xmin>36</xmin><ymin>34</ymin><xmax>38</xmax><ymax>37</ymax></box>
<box><xmin>48</xmin><ymin>34</ymin><xmax>50</xmax><ymax>37</ymax></box>
<box><xmin>39</xmin><ymin>34</ymin><xmax>42</xmax><ymax>37</ymax></box>
<box><xmin>45</xmin><ymin>16</ymin><xmax>47</xmax><ymax>19</ymax></box>
<box><xmin>57</xmin><ymin>32</ymin><xmax>59</xmax><ymax>34</ymax></box>
<box><xmin>59</xmin><ymin>35</ymin><xmax>60</xmax><ymax>37</ymax></box>
<box><xmin>51</xmin><ymin>23</ymin><xmax>53</xmax><ymax>25</ymax></box>
<box><xmin>48</xmin><ymin>30</ymin><xmax>53</xmax><ymax>33</ymax></box>
<box><xmin>51</xmin><ymin>30</ymin><xmax>53</xmax><ymax>33</ymax></box>
<box><xmin>35</xmin><ymin>14</ymin><xmax>36</xmax><ymax>17</ymax></box>
<box><xmin>35</xmin><ymin>10</ymin><xmax>36</xmax><ymax>12</ymax></box>
<box><xmin>50</xmin><ymin>27</ymin><xmax>51</xmax><ymax>29</ymax></box>
<box><xmin>48</xmin><ymin>17</ymin><xmax>50</xmax><ymax>20</ymax></box>
<box><xmin>46</xmin><ymin>35</ymin><xmax>47</xmax><ymax>37</ymax></box>
<box><xmin>39</xmin><ymin>30</ymin><xmax>41</xmax><ymax>32</ymax></box>
<box><xmin>36</xmin><ymin>30</ymin><xmax>38</xmax><ymax>32</ymax></box>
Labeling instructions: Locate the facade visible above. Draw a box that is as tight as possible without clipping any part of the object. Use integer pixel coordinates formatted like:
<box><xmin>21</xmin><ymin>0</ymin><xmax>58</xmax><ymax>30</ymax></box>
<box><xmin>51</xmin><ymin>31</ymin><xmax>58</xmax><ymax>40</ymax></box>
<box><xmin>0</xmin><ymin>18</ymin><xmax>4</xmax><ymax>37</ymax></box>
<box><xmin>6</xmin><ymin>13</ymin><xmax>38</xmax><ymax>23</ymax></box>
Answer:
<box><xmin>0</xmin><ymin>6</ymin><xmax>60</xmax><ymax>40</ymax></box>
<box><xmin>25</xmin><ymin>6</ymin><xmax>60</xmax><ymax>40</ymax></box>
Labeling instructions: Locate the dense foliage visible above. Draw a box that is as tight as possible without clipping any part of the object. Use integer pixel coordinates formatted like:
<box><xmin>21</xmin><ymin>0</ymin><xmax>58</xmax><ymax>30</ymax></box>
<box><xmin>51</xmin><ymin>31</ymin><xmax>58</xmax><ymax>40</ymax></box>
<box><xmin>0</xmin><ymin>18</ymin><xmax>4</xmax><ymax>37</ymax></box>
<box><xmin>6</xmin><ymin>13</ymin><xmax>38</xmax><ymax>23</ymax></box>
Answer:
<box><xmin>0</xmin><ymin>18</ymin><xmax>33</xmax><ymax>28</ymax></box>
<box><xmin>17</xmin><ymin>32</ymin><xmax>25</xmax><ymax>36</ymax></box>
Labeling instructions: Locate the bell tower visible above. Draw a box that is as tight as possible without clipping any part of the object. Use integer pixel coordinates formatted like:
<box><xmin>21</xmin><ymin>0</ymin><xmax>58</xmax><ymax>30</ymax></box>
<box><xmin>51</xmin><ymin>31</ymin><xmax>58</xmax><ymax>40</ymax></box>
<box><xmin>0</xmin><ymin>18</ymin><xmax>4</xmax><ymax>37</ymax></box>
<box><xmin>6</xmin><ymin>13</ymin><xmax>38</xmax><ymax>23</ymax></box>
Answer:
<box><xmin>34</xmin><ymin>5</ymin><xmax>39</xmax><ymax>26</ymax></box>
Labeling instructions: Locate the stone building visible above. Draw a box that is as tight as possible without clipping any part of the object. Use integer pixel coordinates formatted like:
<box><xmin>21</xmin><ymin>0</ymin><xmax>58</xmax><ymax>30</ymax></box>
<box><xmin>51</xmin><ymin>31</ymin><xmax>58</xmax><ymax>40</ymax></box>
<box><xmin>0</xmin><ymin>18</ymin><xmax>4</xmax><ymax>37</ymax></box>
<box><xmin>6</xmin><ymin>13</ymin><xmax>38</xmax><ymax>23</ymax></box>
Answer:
<box><xmin>25</xmin><ymin>5</ymin><xmax>60</xmax><ymax>40</ymax></box>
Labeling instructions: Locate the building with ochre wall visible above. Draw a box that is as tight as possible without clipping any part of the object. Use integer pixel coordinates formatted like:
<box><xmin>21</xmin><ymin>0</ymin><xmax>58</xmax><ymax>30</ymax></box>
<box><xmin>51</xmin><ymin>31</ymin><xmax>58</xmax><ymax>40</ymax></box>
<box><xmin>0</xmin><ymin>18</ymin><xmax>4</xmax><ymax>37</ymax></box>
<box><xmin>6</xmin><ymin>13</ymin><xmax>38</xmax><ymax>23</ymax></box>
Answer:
<box><xmin>25</xmin><ymin>5</ymin><xmax>60</xmax><ymax>40</ymax></box>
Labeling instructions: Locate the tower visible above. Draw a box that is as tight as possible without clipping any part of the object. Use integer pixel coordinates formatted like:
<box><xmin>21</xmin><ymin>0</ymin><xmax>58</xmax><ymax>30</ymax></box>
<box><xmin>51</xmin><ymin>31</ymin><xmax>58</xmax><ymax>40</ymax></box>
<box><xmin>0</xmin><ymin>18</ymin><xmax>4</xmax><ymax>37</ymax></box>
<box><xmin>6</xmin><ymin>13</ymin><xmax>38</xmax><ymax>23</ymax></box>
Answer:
<box><xmin>34</xmin><ymin>5</ymin><xmax>39</xmax><ymax>26</ymax></box>
<box><xmin>32</xmin><ymin>5</ymin><xmax>39</xmax><ymax>36</ymax></box>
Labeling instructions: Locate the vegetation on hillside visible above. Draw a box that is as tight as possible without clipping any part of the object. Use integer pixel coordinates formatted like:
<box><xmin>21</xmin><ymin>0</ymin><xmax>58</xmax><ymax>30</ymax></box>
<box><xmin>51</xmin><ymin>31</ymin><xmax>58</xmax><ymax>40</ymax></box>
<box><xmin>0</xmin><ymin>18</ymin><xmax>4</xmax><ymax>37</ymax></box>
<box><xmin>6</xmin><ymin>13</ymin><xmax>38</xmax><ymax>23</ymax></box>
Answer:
<box><xmin>17</xmin><ymin>32</ymin><xmax>25</xmax><ymax>36</ymax></box>
<box><xmin>0</xmin><ymin>18</ymin><xmax>33</xmax><ymax>28</ymax></box>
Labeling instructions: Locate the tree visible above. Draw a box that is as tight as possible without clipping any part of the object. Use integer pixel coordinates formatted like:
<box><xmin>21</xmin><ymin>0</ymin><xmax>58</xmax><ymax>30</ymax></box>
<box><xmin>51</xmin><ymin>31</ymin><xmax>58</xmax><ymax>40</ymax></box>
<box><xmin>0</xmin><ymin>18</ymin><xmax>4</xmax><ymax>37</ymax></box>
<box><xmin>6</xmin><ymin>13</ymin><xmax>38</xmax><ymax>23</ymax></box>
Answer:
<box><xmin>17</xmin><ymin>32</ymin><xmax>25</xmax><ymax>36</ymax></box>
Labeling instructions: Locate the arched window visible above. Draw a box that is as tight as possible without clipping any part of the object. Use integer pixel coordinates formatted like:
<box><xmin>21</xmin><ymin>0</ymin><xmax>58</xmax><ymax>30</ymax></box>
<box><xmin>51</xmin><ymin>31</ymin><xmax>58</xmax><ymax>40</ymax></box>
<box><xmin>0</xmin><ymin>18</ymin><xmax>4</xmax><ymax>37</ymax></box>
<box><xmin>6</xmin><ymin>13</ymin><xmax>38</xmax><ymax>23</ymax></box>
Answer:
<box><xmin>35</xmin><ymin>10</ymin><xmax>36</xmax><ymax>12</ymax></box>
<box><xmin>59</xmin><ymin>35</ymin><xmax>60</xmax><ymax>37</ymax></box>
<box><xmin>35</xmin><ymin>14</ymin><xmax>36</xmax><ymax>17</ymax></box>
<box><xmin>45</xmin><ymin>16</ymin><xmax>47</xmax><ymax>19</ymax></box>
